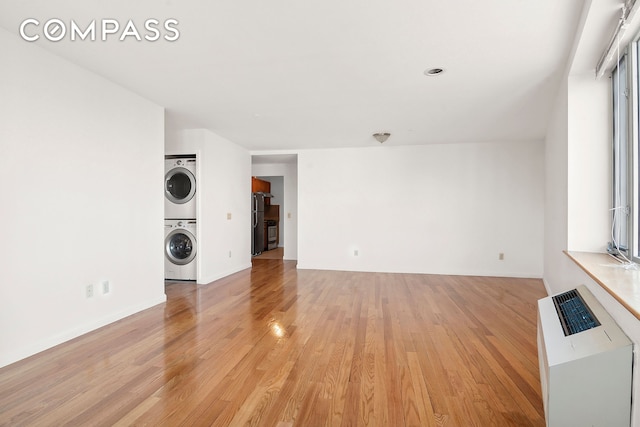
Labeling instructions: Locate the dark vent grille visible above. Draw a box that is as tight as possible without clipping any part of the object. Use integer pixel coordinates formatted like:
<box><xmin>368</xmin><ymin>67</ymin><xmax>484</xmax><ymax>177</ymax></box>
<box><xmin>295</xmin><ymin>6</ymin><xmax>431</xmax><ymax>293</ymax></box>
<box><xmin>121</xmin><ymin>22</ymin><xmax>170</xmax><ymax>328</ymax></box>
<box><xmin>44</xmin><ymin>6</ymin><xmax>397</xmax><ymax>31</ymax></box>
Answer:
<box><xmin>552</xmin><ymin>289</ymin><xmax>601</xmax><ymax>336</ymax></box>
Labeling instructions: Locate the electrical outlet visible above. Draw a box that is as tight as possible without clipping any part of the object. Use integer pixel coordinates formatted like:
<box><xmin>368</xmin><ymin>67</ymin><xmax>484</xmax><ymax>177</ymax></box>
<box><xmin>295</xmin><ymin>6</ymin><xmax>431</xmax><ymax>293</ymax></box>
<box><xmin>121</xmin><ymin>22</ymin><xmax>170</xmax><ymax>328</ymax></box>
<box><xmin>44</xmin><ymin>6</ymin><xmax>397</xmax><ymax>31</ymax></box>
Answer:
<box><xmin>227</xmin><ymin>212</ymin><xmax>232</xmax><ymax>220</ymax></box>
<box><xmin>102</xmin><ymin>280</ymin><xmax>110</xmax><ymax>294</ymax></box>
<box><xmin>86</xmin><ymin>284</ymin><xmax>94</xmax><ymax>298</ymax></box>
<box><xmin>354</xmin><ymin>249</ymin><xmax>359</xmax><ymax>256</ymax></box>
<box><xmin>499</xmin><ymin>253</ymin><xmax>504</xmax><ymax>260</ymax></box>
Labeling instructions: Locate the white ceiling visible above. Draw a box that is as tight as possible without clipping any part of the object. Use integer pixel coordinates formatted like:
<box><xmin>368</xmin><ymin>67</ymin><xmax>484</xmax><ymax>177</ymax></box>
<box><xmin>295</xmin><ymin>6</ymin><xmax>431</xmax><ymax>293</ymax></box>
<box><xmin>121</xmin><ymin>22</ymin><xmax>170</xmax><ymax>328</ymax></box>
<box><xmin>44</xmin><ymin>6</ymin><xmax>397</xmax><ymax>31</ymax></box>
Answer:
<box><xmin>0</xmin><ymin>0</ymin><xmax>586</xmax><ymax>151</ymax></box>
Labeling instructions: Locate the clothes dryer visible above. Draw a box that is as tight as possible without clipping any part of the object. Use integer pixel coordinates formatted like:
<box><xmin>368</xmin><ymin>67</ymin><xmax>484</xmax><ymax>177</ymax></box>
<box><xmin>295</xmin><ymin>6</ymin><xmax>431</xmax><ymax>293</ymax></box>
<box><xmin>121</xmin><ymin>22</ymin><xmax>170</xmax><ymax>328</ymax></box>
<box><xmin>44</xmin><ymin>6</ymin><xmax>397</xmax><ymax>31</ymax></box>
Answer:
<box><xmin>164</xmin><ymin>219</ymin><xmax>197</xmax><ymax>281</ymax></box>
<box><xmin>165</xmin><ymin>155</ymin><xmax>196</xmax><ymax>219</ymax></box>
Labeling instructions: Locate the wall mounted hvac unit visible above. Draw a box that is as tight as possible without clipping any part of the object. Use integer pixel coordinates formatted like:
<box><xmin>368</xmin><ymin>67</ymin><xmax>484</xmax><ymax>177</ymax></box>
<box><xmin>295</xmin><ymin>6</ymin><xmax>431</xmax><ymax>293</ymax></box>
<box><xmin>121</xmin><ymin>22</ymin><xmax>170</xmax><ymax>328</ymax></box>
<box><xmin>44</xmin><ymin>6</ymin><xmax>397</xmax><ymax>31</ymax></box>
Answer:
<box><xmin>537</xmin><ymin>285</ymin><xmax>632</xmax><ymax>427</ymax></box>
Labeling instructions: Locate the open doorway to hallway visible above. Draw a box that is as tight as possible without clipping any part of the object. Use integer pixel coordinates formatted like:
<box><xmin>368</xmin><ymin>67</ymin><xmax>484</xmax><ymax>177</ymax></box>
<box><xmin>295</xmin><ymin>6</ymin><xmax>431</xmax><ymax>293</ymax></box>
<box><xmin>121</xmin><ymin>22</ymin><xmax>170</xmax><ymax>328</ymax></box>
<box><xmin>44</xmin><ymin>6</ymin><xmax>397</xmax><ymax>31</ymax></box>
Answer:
<box><xmin>256</xmin><ymin>175</ymin><xmax>284</xmax><ymax>258</ymax></box>
<box><xmin>251</xmin><ymin>154</ymin><xmax>298</xmax><ymax>261</ymax></box>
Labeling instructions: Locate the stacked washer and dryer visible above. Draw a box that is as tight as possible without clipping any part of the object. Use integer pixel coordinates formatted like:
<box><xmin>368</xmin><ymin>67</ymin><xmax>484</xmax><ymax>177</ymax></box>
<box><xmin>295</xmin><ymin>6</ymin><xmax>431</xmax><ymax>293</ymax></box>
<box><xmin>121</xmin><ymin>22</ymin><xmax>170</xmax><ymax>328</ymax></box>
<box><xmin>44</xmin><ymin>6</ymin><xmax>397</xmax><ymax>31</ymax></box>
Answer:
<box><xmin>164</xmin><ymin>155</ymin><xmax>197</xmax><ymax>281</ymax></box>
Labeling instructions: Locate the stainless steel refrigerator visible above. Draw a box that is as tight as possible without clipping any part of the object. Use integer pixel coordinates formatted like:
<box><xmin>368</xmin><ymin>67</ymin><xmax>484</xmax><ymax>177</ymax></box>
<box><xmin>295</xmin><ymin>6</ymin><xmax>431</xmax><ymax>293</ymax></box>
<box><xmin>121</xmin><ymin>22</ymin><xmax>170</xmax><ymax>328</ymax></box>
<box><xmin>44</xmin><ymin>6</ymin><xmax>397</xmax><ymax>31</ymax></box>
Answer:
<box><xmin>251</xmin><ymin>192</ymin><xmax>269</xmax><ymax>255</ymax></box>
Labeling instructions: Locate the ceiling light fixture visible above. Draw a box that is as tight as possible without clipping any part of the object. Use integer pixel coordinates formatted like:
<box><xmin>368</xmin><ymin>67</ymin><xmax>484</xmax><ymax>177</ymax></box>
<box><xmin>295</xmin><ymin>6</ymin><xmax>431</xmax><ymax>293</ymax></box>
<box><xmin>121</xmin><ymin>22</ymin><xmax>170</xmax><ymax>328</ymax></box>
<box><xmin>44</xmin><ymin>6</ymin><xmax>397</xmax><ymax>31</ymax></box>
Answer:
<box><xmin>424</xmin><ymin>68</ymin><xmax>444</xmax><ymax>76</ymax></box>
<box><xmin>373</xmin><ymin>132</ymin><xmax>390</xmax><ymax>143</ymax></box>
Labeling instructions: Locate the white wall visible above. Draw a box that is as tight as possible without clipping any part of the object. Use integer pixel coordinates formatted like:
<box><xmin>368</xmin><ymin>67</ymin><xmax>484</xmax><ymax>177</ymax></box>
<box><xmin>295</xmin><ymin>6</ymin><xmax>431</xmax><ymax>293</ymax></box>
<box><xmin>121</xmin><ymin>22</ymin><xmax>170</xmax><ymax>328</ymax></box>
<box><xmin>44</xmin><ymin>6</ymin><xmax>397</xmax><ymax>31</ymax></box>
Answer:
<box><xmin>166</xmin><ymin>128</ymin><xmax>251</xmax><ymax>282</ymax></box>
<box><xmin>251</xmin><ymin>161</ymin><xmax>298</xmax><ymax>260</ymax></box>
<box><xmin>544</xmin><ymin>77</ymin><xmax>590</xmax><ymax>293</ymax></box>
<box><xmin>567</xmin><ymin>73</ymin><xmax>611</xmax><ymax>252</ymax></box>
<box><xmin>543</xmin><ymin>68</ymin><xmax>611</xmax><ymax>291</ymax></box>
<box><xmin>297</xmin><ymin>142</ymin><xmax>544</xmax><ymax>277</ymax></box>
<box><xmin>0</xmin><ymin>29</ymin><xmax>166</xmax><ymax>368</ymax></box>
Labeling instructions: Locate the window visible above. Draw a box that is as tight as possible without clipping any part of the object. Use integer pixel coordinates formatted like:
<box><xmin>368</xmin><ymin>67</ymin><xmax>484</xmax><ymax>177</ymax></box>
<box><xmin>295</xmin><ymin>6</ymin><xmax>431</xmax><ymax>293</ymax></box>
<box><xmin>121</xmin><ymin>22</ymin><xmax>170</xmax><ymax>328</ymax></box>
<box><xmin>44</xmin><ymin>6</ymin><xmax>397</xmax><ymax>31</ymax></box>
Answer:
<box><xmin>610</xmin><ymin>33</ymin><xmax>640</xmax><ymax>262</ymax></box>
<box><xmin>611</xmin><ymin>54</ymin><xmax>629</xmax><ymax>257</ymax></box>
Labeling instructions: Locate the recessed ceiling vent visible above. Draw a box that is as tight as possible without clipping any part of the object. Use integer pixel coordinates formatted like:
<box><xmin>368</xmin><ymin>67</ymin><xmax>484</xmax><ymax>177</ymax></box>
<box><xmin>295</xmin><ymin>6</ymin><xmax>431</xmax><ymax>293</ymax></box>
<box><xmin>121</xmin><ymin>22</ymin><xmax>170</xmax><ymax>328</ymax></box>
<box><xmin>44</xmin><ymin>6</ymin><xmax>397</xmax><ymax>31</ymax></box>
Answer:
<box><xmin>552</xmin><ymin>289</ymin><xmax>600</xmax><ymax>336</ymax></box>
<box><xmin>424</xmin><ymin>68</ymin><xmax>444</xmax><ymax>76</ymax></box>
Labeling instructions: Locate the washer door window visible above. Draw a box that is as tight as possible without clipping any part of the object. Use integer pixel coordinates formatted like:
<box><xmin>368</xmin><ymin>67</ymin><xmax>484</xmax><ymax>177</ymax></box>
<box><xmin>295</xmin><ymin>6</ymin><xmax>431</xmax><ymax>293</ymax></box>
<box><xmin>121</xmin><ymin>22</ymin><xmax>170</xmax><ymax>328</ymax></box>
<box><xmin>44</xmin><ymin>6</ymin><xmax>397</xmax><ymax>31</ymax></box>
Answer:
<box><xmin>165</xmin><ymin>229</ymin><xmax>197</xmax><ymax>265</ymax></box>
<box><xmin>165</xmin><ymin>167</ymin><xmax>196</xmax><ymax>204</ymax></box>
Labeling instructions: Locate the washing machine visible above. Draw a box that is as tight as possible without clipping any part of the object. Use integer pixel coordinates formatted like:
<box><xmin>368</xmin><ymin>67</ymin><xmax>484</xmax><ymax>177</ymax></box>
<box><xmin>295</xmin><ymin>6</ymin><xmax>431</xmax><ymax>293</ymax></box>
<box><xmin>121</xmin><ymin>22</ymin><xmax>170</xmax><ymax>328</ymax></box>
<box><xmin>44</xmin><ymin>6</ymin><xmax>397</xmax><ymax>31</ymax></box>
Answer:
<box><xmin>164</xmin><ymin>219</ymin><xmax>197</xmax><ymax>281</ymax></box>
<box><xmin>165</xmin><ymin>154</ymin><xmax>196</xmax><ymax>219</ymax></box>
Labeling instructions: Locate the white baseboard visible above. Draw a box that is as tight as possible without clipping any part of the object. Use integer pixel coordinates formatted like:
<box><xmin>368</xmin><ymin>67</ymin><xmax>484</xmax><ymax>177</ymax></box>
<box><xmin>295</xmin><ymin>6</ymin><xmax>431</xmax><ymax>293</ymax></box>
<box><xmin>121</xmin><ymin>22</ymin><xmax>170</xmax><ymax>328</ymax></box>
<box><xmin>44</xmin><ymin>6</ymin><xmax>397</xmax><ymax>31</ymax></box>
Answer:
<box><xmin>0</xmin><ymin>293</ymin><xmax>167</xmax><ymax>369</ymax></box>
<box><xmin>198</xmin><ymin>263</ymin><xmax>252</xmax><ymax>285</ymax></box>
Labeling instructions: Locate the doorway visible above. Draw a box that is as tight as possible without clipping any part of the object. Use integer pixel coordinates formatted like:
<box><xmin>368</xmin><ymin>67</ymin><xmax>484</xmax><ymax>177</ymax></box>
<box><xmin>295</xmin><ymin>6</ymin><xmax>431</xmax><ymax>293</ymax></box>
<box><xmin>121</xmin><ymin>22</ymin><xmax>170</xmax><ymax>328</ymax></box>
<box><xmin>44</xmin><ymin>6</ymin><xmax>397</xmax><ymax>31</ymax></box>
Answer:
<box><xmin>251</xmin><ymin>154</ymin><xmax>298</xmax><ymax>261</ymax></box>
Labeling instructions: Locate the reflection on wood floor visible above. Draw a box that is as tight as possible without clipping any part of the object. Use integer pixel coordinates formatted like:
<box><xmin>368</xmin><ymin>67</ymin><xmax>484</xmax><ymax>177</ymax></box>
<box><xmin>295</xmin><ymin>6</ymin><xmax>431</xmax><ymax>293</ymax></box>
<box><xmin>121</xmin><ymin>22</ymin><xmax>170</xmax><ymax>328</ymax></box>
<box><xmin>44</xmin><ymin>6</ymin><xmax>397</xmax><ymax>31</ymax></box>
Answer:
<box><xmin>0</xmin><ymin>259</ymin><xmax>547</xmax><ymax>426</ymax></box>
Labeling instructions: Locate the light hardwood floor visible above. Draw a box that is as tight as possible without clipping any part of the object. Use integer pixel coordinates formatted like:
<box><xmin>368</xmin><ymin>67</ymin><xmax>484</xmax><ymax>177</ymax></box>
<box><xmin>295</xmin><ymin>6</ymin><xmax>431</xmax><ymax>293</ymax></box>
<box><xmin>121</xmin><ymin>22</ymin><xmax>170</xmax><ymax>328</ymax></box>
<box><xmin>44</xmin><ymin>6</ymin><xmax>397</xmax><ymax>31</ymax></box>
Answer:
<box><xmin>0</xmin><ymin>259</ymin><xmax>547</xmax><ymax>426</ymax></box>
<box><xmin>254</xmin><ymin>247</ymin><xmax>284</xmax><ymax>260</ymax></box>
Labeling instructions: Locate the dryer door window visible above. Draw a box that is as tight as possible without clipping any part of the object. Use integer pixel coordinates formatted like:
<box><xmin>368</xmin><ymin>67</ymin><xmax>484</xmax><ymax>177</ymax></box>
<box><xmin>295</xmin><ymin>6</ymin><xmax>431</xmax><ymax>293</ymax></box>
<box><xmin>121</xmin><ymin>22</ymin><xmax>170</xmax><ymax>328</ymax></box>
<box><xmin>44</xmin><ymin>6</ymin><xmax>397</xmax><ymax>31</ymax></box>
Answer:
<box><xmin>165</xmin><ymin>230</ymin><xmax>196</xmax><ymax>265</ymax></box>
<box><xmin>165</xmin><ymin>167</ymin><xmax>196</xmax><ymax>204</ymax></box>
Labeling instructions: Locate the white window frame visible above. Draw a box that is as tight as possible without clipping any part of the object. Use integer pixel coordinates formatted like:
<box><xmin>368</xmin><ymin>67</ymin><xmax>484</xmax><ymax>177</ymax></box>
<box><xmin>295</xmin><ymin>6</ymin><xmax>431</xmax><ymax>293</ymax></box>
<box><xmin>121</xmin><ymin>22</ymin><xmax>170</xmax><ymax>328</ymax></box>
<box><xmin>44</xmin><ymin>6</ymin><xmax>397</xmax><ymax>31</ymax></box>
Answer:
<box><xmin>611</xmin><ymin>33</ymin><xmax>640</xmax><ymax>263</ymax></box>
<box><xmin>611</xmin><ymin>53</ymin><xmax>631</xmax><ymax>259</ymax></box>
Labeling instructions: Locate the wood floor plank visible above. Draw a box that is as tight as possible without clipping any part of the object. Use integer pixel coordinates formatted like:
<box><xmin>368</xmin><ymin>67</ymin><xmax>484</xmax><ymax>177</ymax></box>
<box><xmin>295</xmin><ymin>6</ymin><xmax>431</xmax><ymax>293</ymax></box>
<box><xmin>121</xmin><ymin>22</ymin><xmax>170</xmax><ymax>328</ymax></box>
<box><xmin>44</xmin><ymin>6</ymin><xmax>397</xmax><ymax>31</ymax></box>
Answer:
<box><xmin>0</xmin><ymin>260</ymin><xmax>547</xmax><ymax>426</ymax></box>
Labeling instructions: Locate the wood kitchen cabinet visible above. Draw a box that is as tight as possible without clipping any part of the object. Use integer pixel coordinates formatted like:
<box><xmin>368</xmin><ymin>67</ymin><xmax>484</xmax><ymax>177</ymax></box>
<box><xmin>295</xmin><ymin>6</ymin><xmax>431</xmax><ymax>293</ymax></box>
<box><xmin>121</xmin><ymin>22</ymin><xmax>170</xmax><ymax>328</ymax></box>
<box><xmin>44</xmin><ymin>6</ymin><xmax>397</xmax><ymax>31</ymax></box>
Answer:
<box><xmin>252</xmin><ymin>177</ymin><xmax>271</xmax><ymax>205</ymax></box>
<box><xmin>263</xmin><ymin>222</ymin><xmax>268</xmax><ymax>252</ymax></box>
<box><xmin>264</xmin><ymin>204</ymin><xmax>279</xmax><ymax>221</ymax></box>
<box><xmin>252</xmin><ymin>177</ymin><xmax>270</xmax><ymax>193</ymax></box>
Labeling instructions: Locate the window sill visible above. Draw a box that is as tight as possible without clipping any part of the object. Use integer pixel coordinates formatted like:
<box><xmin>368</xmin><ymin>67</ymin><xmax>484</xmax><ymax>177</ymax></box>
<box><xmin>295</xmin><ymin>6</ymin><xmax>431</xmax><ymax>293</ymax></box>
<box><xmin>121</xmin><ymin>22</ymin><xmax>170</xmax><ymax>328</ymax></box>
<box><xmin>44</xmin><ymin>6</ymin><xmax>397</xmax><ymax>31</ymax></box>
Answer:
<box><xmin>565</xmin><ymin>251</ymin><xmax>640</xmax><ymax>320</ymax></box>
